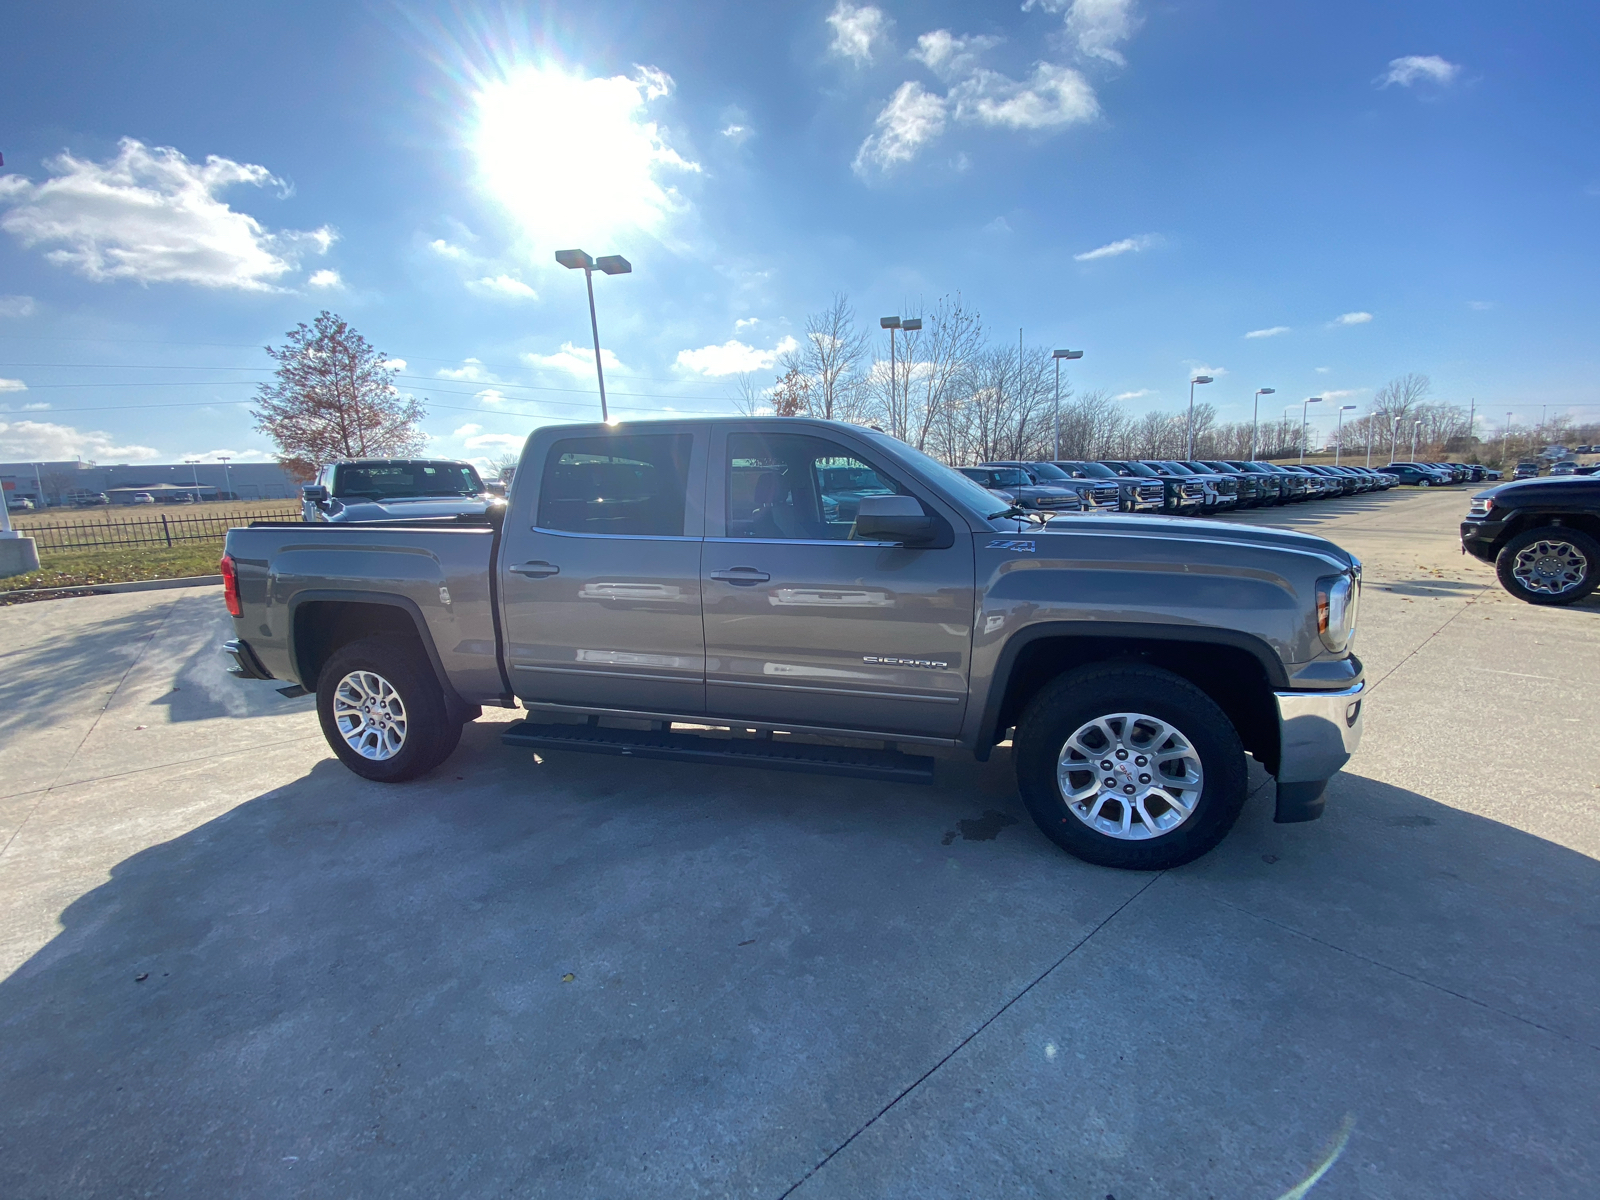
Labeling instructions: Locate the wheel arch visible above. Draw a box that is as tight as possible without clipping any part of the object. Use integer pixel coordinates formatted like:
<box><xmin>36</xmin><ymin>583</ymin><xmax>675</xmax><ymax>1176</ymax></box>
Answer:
<box><xmin>973</xmin><ymin>623</ymin><xmax>1286</xmax><ymax>774</ymax></box>
<box><xmin>289</xmin><ymin>591</ymin><xmax>469</xmax><ymax>716</ymax></box>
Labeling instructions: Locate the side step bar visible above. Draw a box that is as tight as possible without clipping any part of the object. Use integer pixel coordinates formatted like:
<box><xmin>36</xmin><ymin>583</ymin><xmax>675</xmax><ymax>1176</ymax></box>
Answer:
<box><xmin>501</xmin><ymin>720</ymin><xmax>935</xmax><ymax>785</ymax></box>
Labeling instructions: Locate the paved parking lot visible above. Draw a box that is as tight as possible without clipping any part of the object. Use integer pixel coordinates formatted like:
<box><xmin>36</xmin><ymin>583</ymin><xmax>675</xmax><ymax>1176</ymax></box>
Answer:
<box><xmin>1</xmin><ymin>487</ymin><xmax>1596</xmax><ymax>1198</ymax></box>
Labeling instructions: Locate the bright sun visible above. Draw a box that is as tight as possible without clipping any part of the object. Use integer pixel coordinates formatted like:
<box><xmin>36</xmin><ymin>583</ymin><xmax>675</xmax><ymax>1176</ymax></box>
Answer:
<box><xmin>471</xmin><ymin>64</ymin><xmax>698</xmax><ymax>250</ymax></box>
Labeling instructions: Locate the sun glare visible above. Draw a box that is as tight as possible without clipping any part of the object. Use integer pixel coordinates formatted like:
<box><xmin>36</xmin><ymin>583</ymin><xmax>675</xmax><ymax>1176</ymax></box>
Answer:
<box><xmin>471</xmin><ymin>64</ymin><xmax>698</xmax><ymax>251</ymax></box>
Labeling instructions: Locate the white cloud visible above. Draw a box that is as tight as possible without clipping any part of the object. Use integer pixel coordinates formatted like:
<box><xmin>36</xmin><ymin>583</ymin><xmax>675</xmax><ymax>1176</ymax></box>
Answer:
<box><xmin>675</xmin><ymin>336</ymin><xmax>798</xmax><ymax>377</ymax></box>
<box><xmin>735</xmin><ymin>317</ymin><xmax>761</xmax><ymax>330</ymax></box>
<box><xmin>1074</xmin><ymin>232</ymin><xmax>1159</xmax><ymax>261</ymax></box>
<box><xmin>468</xmin><ymin>274</ymin><xmax>537</xmax><ymax>300</ymax></box>
<box><xmin>382</xmin><ymin>358</ymin><xmax>407</xmax><ymax>371</ymax></box>
<box><xmin>307</xmin><ymin>268</ymin><xmax>342</xmax><ymax>289</ymax></box>
<box><xmin>1315</xmin><ymin>366</ymin><xmax>1331</xmax><ymax>373</ymax></box>
<box><xmin>179</xmin><ymin>448</ymin><xmax>276</xmax><ymax>463</ymax></box>
<box><xmin>1024</xmin><ymin>0</ymin><xmax>1141</xmax><ymax>67</ymax></box>
<box><xmin>1114</xmin><ymin>389</ymin><xmax>1155</xmax><ymax>401</ymax></box>
<box><xmin>1321</xmin><ymin>388</ymin><xmax>1365</xmax><ymax>401</ymax></box>
<box><xmin>463</xmin><ymin>431</ymin><xmax>525</xmax><ymax>451</ymax></box>
<box><xmin>827</xmin><ymin>2</ymin><xmax>889</xmax><ymax>64</ymax></box>
<box><xmin>524</xmin><ymin>342</ymin><xmax>625</xmax><ymax>378</ymax></box>
<box><xmin>0</xmin><ymin>295</ymin><xmax>35</xmax><ymax>317</ymax></box>
<box><xmin>453</xmin><ymin>422</ymin><xmax>484</xmax><ymax>438</ymax></box>
<box><xmin>438</xmin><ymin>358</ymin><xmax>496</xmax><ymax>382</ymax></box>
<box><xmin>0</xmin><ymin>378</ymin><xmax>26</xmax><ymax>392</ymax></box>
<box><xmin>910</xmin><ymin>30</ymin><xmax>1000</xmax><ymax>80</ymax></box>
<box><xmin>1334</xmin><ymin>311</ymin><xmax>1373</xmax><ymax>325</ymax></box>
<box><xmin>475</xmin><ymin>389</ymin><xmax>511</xmax><ymax>406</ymax></box>
<box><xmin>721</xmin><ymin>123</ymin><xmax>751</xmax><ymax>144</ymax></box>
<box><xmin>982</xmin><ymin>216</ymin><xmax>1013</xmax><ymax>234</ymax></box>
<box><xmin>1467</xmin><ymin>300</ymin><xmax>1493</xmax><ymax>311</ymax></box>
<box><xmin>1244</xmin><ymin>325</ymin><xmax>1291</xmax><ymax>339</ymax></box>
<box><xmin>951</xmin><ymin>63</ymin><xmax>1098</xmax><ymax>130</ymax></box>
<box><xmin>1377</xmin><ymin>55</ymin><xmax>1461</xmax><ymax>88</ymax></box>
<box><xmin>429</xmin><ymin>238</ymin><xmax>472</xmax><ymax>260</ymax></box>
<box><xmin>0</xmin><ymin>138</ymin><xmax>334</xmax><ymax>291</ymax></box>
<box><xmin>854</xmin><ymin>82</ymin><xmax>949</xmax><ymax>175</ymax></box>
<box><xmin>472</xmin><ymin>65</ymin><xmax>699</xmax><ymax>252</ymax></box>
<box><xmin>0</xmin><ymin>418</ymin><xmax>160</xmax><ymax>462</ymax></box>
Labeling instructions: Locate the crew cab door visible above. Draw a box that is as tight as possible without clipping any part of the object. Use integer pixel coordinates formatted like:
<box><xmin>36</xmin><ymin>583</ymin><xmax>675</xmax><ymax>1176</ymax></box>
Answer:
<box><xmin>499</xmin><ymin>428</ymin><xmax>707</xmax><ymax>714</ymax></box>
<box><xmin>701</xmin><ymin>425</ymin><xmax>974</xmax><ymax>738</ymax></box>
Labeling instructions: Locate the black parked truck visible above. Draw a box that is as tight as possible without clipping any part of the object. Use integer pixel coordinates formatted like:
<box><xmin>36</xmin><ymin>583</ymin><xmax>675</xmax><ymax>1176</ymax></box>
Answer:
<box><xmin>1461</xmin><ymin>475</ymin><xmax>1600</xmax><ymax>604</ymax></box>
<box><xmin>222</xmin><ymin>417</ymin><xmax>1366</xmax><ymax>871</ymax></box>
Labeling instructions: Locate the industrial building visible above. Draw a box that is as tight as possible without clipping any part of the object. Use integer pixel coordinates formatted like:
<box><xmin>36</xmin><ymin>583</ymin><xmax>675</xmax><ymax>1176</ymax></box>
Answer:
<box><xmin>0</xmin><ymin>460</ymin><xmax>301</xmax><ymax>506</ymax></box>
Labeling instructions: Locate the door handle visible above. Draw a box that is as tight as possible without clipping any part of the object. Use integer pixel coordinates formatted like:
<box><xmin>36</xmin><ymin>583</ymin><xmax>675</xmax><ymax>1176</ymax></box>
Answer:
<box><xmin>710</xmin><ymin>566</ymin><xmax>770</xmax><ymax>585</ymax></box>
<box><xmin>510</xmin><ymin>561</ymin><xmax>560</xmax><ymax>578</ymax></box>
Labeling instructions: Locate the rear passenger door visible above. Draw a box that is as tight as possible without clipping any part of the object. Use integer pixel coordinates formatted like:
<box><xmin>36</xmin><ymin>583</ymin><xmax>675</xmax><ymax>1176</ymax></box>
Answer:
<box><xmin>499</xmin><ymin>429</ymin><xmax>707</xmax><ymax>715</ymax></box>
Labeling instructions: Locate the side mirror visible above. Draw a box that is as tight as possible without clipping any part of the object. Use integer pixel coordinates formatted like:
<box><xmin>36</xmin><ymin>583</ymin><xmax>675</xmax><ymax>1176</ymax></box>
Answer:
<box><xmin>302</xmin><ymin>484</ymin><xmax>329</xmax><ymax>504</ymax></box>
<box><xmin>854</xmin><ymin>494</ymin><xmax>935</xmax><ymax>545</ymax></box>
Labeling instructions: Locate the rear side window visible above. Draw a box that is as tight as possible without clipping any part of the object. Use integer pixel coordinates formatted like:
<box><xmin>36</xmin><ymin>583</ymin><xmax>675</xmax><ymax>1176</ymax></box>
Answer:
<box><xmin>537</xmin><ymin>434</ymin><xmax>693</xmax><ymax>536</ymax></box>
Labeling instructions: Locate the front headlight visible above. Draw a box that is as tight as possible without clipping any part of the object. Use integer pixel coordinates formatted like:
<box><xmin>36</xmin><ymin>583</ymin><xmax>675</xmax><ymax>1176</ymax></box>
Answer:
<box><xmin>1468</xmin><ymin>497</ymin><xmax>1494</xmax><ymax>518</ymax></box>
<box><xmin>1316</xmin><ymin>568</ymin><xmax>1360</xmax><ymax>653</ymax></box>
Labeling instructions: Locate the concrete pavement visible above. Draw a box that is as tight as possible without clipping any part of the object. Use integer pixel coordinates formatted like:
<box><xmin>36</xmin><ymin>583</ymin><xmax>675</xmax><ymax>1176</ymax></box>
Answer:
<box><xmin>0</xmin><ymin>486</ymin><xmax>1595</xmax><ymax>1198</ymax></box>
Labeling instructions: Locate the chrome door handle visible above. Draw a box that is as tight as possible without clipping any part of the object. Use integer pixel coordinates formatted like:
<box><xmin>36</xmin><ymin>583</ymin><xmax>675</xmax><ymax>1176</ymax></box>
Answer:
<box><xmin>710</xmin><ymin>567</ymin><xmax>770</xmax><ymax>585</ymax></box>
<box><xmin>510</xmin><ymin>561</ymin><xmax>560</xmax><ymax>578</ymax></box>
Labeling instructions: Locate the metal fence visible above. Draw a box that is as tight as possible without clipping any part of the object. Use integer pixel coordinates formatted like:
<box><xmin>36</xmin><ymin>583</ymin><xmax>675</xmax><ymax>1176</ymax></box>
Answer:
<box><xmin>26</xmin><ymin>508</ymin><xmax>297</xmax><ymax>553</ymax></box>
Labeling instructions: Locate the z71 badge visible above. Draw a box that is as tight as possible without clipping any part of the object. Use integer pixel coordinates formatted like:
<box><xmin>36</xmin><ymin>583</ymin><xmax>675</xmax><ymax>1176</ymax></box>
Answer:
<box><xmin>987</xmin><ymin>539</ymin><xmax>1037</xmax><ymax>553</ymax></box>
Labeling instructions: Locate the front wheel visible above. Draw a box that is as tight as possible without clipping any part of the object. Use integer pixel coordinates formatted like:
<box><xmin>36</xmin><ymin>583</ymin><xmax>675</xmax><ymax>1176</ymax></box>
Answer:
<box><xmin>1495</xmin><ymin>526</ymin><xmax>1600</xmax><ymax>606</ymax></box>
<box><xmin>316</xmin><ymin>636</ymin><xmax>458</xmax><ymax>781</ymax></box>
<box><xmin>1014</xmin><ymin>665</ymin><xmax>1249</xmax><ymax>870</ymax></box>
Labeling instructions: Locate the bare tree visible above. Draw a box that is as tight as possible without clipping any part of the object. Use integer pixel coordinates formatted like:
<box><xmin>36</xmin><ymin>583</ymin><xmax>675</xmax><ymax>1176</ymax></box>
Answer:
<box><xmin>785</xmin><ymin>294</ymin><xmax>870</xmax><ymax>422</ymax></box>
<box><xmin>730</xmin><ymin>372</ymin><xmax>768</xmax><ymax>416</ymax></box>
<box><xmin>253</xmin><ymin>312</ymin><xmax>425</xmax><ymax>478</ymax></box>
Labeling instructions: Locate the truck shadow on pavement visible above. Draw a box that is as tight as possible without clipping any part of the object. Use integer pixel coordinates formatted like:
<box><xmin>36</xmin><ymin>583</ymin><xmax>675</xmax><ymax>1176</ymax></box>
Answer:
<box><xmin>1</xmin><ymin>732</ymin><xmax>1596</xmax><ymax>1198</ymax></box>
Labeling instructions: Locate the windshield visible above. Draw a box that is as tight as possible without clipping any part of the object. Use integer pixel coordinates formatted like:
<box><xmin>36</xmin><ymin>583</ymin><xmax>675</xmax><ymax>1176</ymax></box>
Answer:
<box><xmin>1026</xmin><ymin>462</ymin><xmax>1071</xmax><ymax>481</ymax></box>
<box><xmin>959</xmin><ymin>466</ymin><xmax>1030</xmax><ymax>488</ymax></box>
<box><xmin>861</xmin><ymin>432</ymin><xmax>1022</xmax><ymax>516</ymax></box>
<box><xmin>333</xmin><ymin>461</ymin><xmax>484</xmax><ymax>500</ymax></box>
<box><xmin>1158</xmin><ymin>462</ymin><xmax>1196</xmax><ymax>475</ymax></box>
<box><xmin>1103</xmin><ymin>460</ymin><xmax>1160</xmax><ymax>478</ymax></box>
<box><xmin>1055</xmin><ymin>460</ymin><xmax>1117</xmax><ymax>479</ymax></box>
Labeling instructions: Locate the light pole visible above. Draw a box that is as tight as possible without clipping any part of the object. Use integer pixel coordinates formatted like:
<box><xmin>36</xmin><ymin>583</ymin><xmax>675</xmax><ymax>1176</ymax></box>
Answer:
<box><xmin>185</xmin><ymin>459</ymin><xmax>201</xmax><ymax>502</ymax></box>
<box><xmin>218</xmin><ymin>456</ymin><xmax>233</xmax><ymax>501</ymax></box>
<box><xmin>1299</xmin><ymin>397</ymin><xmax>1324</xmax><ymax>464</ymax></box>
<box><xmin>1389</xmin><ymin>417</ymin><xmax>1403</xmax><ymax>463</ymax></box>
<box><xmin>1410</xmin><ymin>420</ymin><xmax>1422</xmax><ymax>462</ymax></box>
<box><xmin>1505</xmin><ymin>411</ymin><xmax>1514</xmax><ymax>465</ymax></box>
<box><xmin>1250</xmin><ymin>388</ymin><xmax>1275</xmax><ymax>461</ymax></box>
<box><xmin>880</xmin><ymin>316</ymin><xmax>923</xmax><ymax>437</ymax></box>
<box><xmin>1186</xmin><ymin>375</ymin><xmax>1214</xmax><ymax>459</ymax></box>
<box><xmin>1335</xmin><ymin>405</ymin><xmax>1357</xmax><ymax>465</ymax></box>
<box><xmin>556</xmin><ymin>249</ymin><xmax>633</xmax><ymax>423</ymax></box>
<box><xmin>1052</xmin><ymin>348</ymin><xmax>1084</xmax><ymax>460</ymax></box>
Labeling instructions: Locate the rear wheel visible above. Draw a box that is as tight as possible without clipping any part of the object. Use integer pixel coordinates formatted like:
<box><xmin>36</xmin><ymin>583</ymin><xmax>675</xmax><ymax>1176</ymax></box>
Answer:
<box><xmin>1495</xmin><ymin>526</ymin><xmax>1600</xmax><ymax>606</ymax></box>
<box><xmin>1014</xmin><ymin>665</ymin><xmax>1249</xmax><ymax>870</ymax></box>
<box><xmin>316</xmin><ymin>636</ymin><xmax>458</xmax><ymax>781</ymax></box>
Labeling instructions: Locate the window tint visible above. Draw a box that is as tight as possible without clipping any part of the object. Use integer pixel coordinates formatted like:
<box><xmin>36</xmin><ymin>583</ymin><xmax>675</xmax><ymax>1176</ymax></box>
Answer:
<box><xmin>333</xmin><ymin>461</ymin><xmax>483</xmax><ymax>499</ymax></box>
<box><xmin>727</xmin><ymin>432</ymin><xmax>910</xmax><ymax>540</ymax></box>
<box><xmin>537</xmin><ymin>434</ymin><xmax>693</xmax><ymax>536</ymax></box>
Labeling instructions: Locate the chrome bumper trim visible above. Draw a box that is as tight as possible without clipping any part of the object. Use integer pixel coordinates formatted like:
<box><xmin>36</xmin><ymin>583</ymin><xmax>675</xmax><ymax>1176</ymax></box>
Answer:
<box><xmin>1274</xmin><ymin>680</ymin><xmax>1363</xmax><ymax>784</ymax></box>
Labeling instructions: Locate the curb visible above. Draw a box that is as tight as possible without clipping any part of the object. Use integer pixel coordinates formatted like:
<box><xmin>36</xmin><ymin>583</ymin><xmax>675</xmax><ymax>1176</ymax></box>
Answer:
<box><xmin>1</xmin><ymin>574</ymin><xmax>223</xmax><ymax>601</ymax></box>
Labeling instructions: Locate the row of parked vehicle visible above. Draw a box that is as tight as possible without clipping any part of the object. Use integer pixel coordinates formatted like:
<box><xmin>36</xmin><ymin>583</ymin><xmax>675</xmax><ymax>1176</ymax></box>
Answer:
<box><xmin>954</xmin><ymin>458</ymin><xmax>1458</xmax><ymax>516</ymax></box>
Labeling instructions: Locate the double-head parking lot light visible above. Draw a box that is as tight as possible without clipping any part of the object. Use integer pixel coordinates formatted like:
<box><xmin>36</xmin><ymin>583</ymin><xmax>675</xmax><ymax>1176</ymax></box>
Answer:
<box><xmin>1053</xmin><ymin>348</ymin><xmax>1084</xmax><ymax>460</ymax></box>
<box><xmin>1251</xmin><ymin>388</ymin><xmax>1275</xmax><ymax>461</ymax></box>
<box><xmin>1335</xmin><ymin>404</ymin><xmax>1357</xmax><ymax>466</ymax></box>
<box><xmin>557</xmin><ymin>249</ymin><xmax>633</xmax><ymax>423</ymax></box>
<box><xmin>1186</xmin><ymin>375</ymin><xmax>1213</xmax><ymax>460</ymax></box>
<box><xmin>880</xmin><ymin>316</ymin><xmax>922</xmax><ymax>429</ymax></box>
<box><xmin>1300</xmin><ymin>397</ymin><xmax>1323</xmax><ymax>463</ymax></box>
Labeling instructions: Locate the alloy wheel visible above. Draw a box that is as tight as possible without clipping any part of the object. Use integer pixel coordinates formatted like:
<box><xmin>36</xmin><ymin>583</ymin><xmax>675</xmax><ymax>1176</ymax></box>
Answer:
<box><xmin>1511</xmin><ymin>539</ymin><xmax>1589</xmax><ymax>596</ymax></box>
<box><xmin>333</xmin><ymin>670</ymin><xmax>408</xmax><ymax>760</ymax></box>
<box><xmin>1056</xmin><ymin>712</ymin><xmax>1204</xmax><ymax>840</ymax></box>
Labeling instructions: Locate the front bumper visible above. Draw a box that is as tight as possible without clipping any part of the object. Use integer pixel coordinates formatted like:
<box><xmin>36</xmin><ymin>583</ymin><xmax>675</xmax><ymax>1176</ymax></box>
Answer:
<box><xmin>1272</xmin><ymin>680</ymin><xmax>1364</xmax><ymax>823</ymax></box>
<box><xmin>1459</xmin><ymin>518</ymin><xmax>1506</xmax><ymax>563</ymax></box>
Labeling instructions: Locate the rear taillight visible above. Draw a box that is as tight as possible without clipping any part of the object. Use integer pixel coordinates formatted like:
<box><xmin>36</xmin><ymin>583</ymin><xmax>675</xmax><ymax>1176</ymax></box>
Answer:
<box><xmin>220</xmin><ymin>553</ymin><xmax>242</xmax><ymax>617</ymax></box>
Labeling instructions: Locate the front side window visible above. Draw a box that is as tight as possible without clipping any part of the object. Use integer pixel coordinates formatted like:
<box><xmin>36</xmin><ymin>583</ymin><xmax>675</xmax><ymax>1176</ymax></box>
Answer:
<box><xmin>726</xmin><ymin>432</ymin><xmax>913</xmax><ymax>540</ymax></box>
<box><xmin>537</xmin><ymin>434</ymin><xmax>693</xmax><ymax>536</ymax></box>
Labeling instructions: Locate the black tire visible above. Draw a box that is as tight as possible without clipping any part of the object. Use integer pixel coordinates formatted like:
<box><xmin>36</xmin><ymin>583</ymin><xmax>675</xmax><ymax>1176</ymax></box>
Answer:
<box><xmin>1494</xmin><ymin>526</ymin><xmax>1600</xmax><ymax>606</ymax></box>
<box><xmin>1014</xmin><ymin>665</ymin><xmax>1249</xmax><ymax>870</ymax></box>
<box><xmin>316</xmin><ymin>636</ymin><xmax>456</xmax><ymax>782</ymax></box>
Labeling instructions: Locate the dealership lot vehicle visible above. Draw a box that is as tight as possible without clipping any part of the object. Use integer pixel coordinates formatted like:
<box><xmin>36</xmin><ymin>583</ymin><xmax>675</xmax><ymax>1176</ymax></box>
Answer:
<box><xmin>1461</xmin><ymin>474</ymin><xmax>1600</xmax><ymax>604</ymax></box>
<box><xmin>224</xmin><ymin>418</ymin><xmax>1366</xmax><ymax>870</ymax></box>
<box><xmin>986</xmin><ymin>461</ymin><xmax>1122</xmax><ymax>512</ymax></box>
<box><xmin>1051</xmin><ymin>459</ymin><xmax>1165</xmax><ymax>511</ymax></box>
<box><xmin>957</xmin><ymin>464</ymin><xmax>1083</xmax><ymax>513</ymax></box>
<box><xmin>301</xmin><ymin>457</ymin><xmax>500</xmax><ymax>523</ymax></box>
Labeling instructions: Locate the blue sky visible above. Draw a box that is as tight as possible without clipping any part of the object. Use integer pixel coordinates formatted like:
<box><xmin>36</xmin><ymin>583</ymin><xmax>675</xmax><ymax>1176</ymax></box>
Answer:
<box><xmin>2</xmin><ymin>0</ymin><xmax>1597</xmax><ymax>467</ymax></box>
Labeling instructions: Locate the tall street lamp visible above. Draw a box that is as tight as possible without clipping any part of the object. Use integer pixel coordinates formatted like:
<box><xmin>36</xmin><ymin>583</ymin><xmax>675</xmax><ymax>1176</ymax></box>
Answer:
<box><xmin>1249</xmin><ymin>388</ymin><xmax>1275</xmax><ymax>461</ymax></box>
<box><xmin>1186</xmin><ymin>375</ymin><xmax>1213</xmax><ymax>459</ymax></box>
<box><xmin>1388</xmin><ymin>416</ymin><xmax>1403</xmax><ymax>463</ymax></box>
<box><xmin>185</xmin><ymin>459</ymin><xmax>201</xmax><ymax>502</ymax></box>
<box><xmin>1052</xmin><ymin>348</ymin><xmax>1084</xmax><ymax>460</ymax></box>
<box><xmin>556</xmin><ymin>249</ymin><xmax>633</xmax><ymax>423</ymax></box>
<box><xmin>1410</xmin><ymin>419</ymin><xmax>1423</xmax><ymax>462</ymax></box>
<box><xmin>1299</xmin><ymin>397</ymin><xmax>1324</xmax><ymax>464</ymax></box>
<box><xmin>880</xmin><ymin>316</ymin><xmax>922</xmax><ymax>435</ymax></box>
<box><xmin>1334</xmin><ymin>405</ymin><xmax>1357</xmax><ymax>466</ymax></box>
<box><xmin>217</xmin><ymin>455</ymin><xmax>233</xmax><ymax>501</ymax></box>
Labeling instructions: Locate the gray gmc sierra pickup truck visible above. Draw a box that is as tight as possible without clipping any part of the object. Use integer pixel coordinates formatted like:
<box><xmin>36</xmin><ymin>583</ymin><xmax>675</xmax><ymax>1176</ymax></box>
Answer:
<box><xmin>221</xmin><ymin>417</ymin><xmax>1364</xmax><ymax>870</ymax></box>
